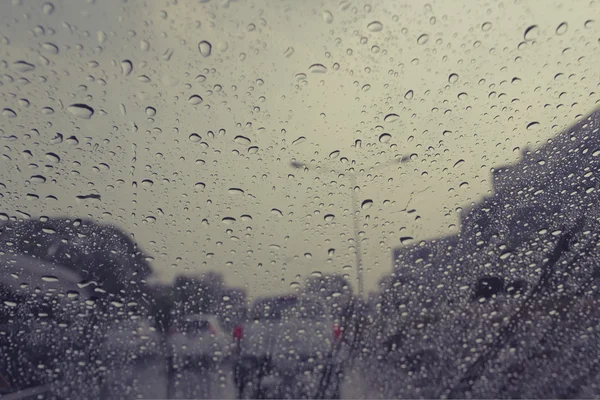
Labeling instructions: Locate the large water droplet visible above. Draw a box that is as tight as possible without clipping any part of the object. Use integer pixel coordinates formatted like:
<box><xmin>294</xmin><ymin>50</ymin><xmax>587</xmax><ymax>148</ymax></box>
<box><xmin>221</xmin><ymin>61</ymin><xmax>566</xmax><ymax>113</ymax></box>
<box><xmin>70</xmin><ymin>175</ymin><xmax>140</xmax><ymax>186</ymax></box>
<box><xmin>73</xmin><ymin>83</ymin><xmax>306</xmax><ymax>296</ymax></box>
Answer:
<box><xmin>526</xmin><ymin>121</ymin><xmax>540</xmax><ymax>130</ymax></box>
<box><xmin>367</xmin><ymin>21</ymin><xmax>383</xmax><ymax>32</ymax></box>
<box><xmin>188</xmin><ymin>95</ymin><xmax>203</xmax><ymax>105</ymax></box>
<box><xmin>42</xmin><ymin>2</ymin><xmax>55</xmax><ymax>15</ymax></box>
<box><xmin>448</xmin><ymin>73</ymin><xmax>459</xmax><ymax>84</ymax></box>
<box><xmin>234</xmin><ymin>135</ymin><xmax>251</xmax><ymax>145</ymax></box>
<box><xmin>324</xmin><ymin>214</ymin><xmax>335</xmax><ymax>222</ymax></box>
<box><xmin>322</xmin><ymin>10</ymin><xmax>333</xmax><ymax>24</ymax></box>
<box><xmin>198</xmin><ymin>40</ymin><xmax>212</xmax><ymax>57</ymax></box>
<box><xmin>384</xmin><ymin>113</ymin><xmax>399</xmax><ymax>122</ymax></box>
<box><xmin>309</xmin><ymin>64</ymin><xmax>327</xmax><ymax>73</ymax></box>
<box><xmin>329</xmin><ymin>150</ymin><xmax>340</xmax><ymax>159</ymax></box>
<box><xmin>417</xmin><ymin>34</ymin><xmax>429</xmax><ymax>45</ymax></box>
<box><xmin>379</xmin><ymin>133</ymin><xmax>391</xmax><ymax>143</ymax></box>
<box><xmin>555</xmin><ymin>22</ymin><xmax>568</xmax><ymax>35</ymax></box>
<box><xmin>13</xmin><ymin>61</ymin><xmax>35</xmax><ymax>72</ymax></box>
<box><xmin>404</xmin><ymin>90</ymin><xmax>414</xmax><ymax>100</ymax></box>
<box><xmin>361</xmin><ymin>199</ymin><xmax>373</xmax><ymax>209</ymax></box>
<box><xmin>67</xmin><ymin>104</ymin><xmax>94</xmax><ymax>119</ymax></box>
<box><xmin>121</xmin><ymin>60</ymin><xmax>133</xmax><ymax>76</ymax></box>
<box><xmin>189</xmin><ymin>133</ymin><xmax>202</xmax><ymax>142</ymax></box>
<box><xmin>524</xmin><ymin>25</ymin><xmax>539</xmax><ymax>41</ymax></box>
<box><xmin>292</xmin><ymin>136</ymin><xmax>306</xmax><ymax>145</ymax></box>
<box><xmin>41</xmin><ymin>42</ymin><xmax>59</xmax><ymax>54</ymax></box>
<box><xmin>2</xmin><ymin>108</ymin><xmax>17</xmax><ymax>118</ymax></box>
<box><xmin>41</xmin><ymin>275</ymin><xmax>59</xmax><ymax>282</ymax></box>
<box><xmin>222</xmin><ymin>217</ymin><xmax>236</xmax><ymax>224</ymax></box>
<box><xmin>481</xmin><ymin>22</ymin><xmax>492</xmax><ymax>32</ymax></box>
<box><xmin>145</xmin><ymin>106</ymin><xmax>156</xmax><ymax>117</ymax></box>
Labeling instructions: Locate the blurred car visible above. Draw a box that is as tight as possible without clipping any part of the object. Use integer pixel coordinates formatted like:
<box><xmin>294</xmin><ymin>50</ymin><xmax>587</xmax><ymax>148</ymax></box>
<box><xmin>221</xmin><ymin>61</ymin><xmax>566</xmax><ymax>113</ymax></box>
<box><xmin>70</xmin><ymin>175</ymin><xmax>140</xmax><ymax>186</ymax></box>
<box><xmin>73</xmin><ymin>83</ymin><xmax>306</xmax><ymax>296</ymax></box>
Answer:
<box><xmin>167</xmin><ymin>313</ymin><xmax>230</xmax><ymax>370</ymax></box>
<box><xmin>0</xmin><ymin>253</ymin><xmax>96</xmax><ymax>397</ymax></box>
<box><xmin>233</xmin><ymin>296</ymin><xmax>342</xmax><ymax>398</ymax></box>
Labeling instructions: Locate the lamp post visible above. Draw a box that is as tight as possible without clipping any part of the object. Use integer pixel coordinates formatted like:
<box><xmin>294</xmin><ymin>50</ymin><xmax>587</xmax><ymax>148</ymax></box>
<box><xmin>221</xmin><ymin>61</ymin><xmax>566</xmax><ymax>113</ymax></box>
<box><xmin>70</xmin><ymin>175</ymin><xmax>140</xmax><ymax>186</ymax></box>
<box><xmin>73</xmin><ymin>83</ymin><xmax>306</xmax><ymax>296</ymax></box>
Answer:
<box><xmin>290</xmin><ymin>158</ymin><xmax>403</xmax><ymax>298</ymax></box>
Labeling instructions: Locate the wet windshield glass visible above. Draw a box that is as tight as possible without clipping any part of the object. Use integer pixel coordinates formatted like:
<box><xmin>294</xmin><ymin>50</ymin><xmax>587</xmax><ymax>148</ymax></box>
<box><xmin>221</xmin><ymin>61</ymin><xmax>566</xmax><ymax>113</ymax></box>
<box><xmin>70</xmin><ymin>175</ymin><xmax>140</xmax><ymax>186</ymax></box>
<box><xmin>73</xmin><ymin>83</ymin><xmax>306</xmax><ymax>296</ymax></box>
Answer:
<box><xmin>1</xmin><ymin>0</ymin><xmax>600</xmax><ymax>398</ymax></box>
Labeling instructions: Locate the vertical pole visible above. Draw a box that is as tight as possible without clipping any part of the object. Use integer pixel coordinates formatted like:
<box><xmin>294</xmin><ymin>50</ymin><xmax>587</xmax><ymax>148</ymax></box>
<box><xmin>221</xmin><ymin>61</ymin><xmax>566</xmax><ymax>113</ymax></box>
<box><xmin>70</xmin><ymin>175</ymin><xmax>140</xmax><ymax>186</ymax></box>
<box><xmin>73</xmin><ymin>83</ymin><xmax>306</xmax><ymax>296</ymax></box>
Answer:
<box><xmin>350</xmin><ymin>174</ymin><xmax>364</xmax><ymax>298</ymax></box>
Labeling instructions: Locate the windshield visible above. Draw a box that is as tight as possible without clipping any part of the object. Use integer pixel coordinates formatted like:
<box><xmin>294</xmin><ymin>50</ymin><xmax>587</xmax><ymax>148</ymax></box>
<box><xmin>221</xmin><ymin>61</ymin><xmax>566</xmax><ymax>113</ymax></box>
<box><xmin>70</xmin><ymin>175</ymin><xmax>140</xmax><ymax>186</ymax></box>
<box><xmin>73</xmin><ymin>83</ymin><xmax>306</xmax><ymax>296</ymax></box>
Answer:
<box><xmin>1</xmin><ymin>0</ymin><xmax>600</xmax><ymax>398</ymax></box>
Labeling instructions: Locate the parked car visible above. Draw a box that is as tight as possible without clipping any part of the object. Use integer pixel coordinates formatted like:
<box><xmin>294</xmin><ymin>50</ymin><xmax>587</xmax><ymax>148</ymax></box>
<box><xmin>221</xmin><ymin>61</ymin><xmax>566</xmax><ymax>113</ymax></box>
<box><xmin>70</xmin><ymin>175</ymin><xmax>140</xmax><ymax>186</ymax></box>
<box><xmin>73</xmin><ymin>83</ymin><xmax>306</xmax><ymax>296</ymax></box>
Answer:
<box><xmin>167</xmin><ymin>313</ymin><xmax>230</xmax><ymax>370</ymax></box>
<box><xmin>233</xmin><ymin>296</ymin><xmax>343</xmax><ymax>398</ymax></box>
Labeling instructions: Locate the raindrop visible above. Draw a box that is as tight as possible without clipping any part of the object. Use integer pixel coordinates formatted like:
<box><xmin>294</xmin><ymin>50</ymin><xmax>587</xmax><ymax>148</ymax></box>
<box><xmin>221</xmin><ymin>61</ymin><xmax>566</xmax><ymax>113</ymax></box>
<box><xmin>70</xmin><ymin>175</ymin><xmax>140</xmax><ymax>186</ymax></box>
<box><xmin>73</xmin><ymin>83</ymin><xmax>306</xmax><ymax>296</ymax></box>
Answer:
<box><xmin>66</xmin><ymin>136</ymin><xmax>79</xmax><ymax>145</ymax></box>
<box><xmin>309</xmin><ymin>64</ymin><xmax>327</xmax><ymax>73</ymax></box>
<box><xmin>141</xmin><ymin>179</ymin><xmax>154</xmax><ymax>188</ymax></box>
<box><xmin>400</xmin><ymin>236</ymin><xmax>414</xmax><ymax>244</ymax></box>
<box><xmin>305</xmin><ymin>253</ymin><xmax>312</xmax><ymax>259</ymax></box>
<box><xmin>12</xmin><ymin>61</ymin><xmax>35</xmax><ymax>72</ymax></box>
<box><xmin>367</xmin><ymin>21</ymin><xmax>383</xmax><ymax>32</ymax></box>
<box><xmin>481</xmin><ymin>22</ymin><xmax>492</xmax><ymax>32</ymax></box>
<box><xmin>222</xmin><ymin>217</ymin><xmax>236</xmax><ymax>224</ymax></box>
<box><xmin>67</xmin><ymin>104</ymin><xmax>94</xmax><ymax>119</ymax></box>
<box><xmin>4</xmin><ymin>301</ymin><xmax>17</xmax><ymax>308</ymax></box>
<box><xmin>448</xmin><ymin>73</ymin><xmax>459</xmax><ymax>84</ymax></box>
<box><xmin>198</xmin><ymin>40</ymin><xmax>212</xmax><ymax>57</ymax></box>
<box><xmin>41</xmin><ymin>42</ymin><xmax>59</xmax><ymax>54</ymax></box>
<box><xmin>195</xmin><ymin>182</ymin><xmax>206</xmax><ymax>189</ymax></box>
<box><xmin>379</xmin><ymin>133</ymin><xmax>391</xmax><ymax>143</ymax></box>
<box><xmin>234</xmin><ymin>135</ymin><xmax>251</xmax><ymax>145</ymax></box>
<box><xmin>417</xmin><ymin>34</ymin><xmax>429</xmax><ymax>45</ymax></box>
<box><xmin>188</xmin><ymin>95</ymin><xmax>203</xmax><ymax>105</ymax></box>
<box><xmin>2</xmin><ymin>109</ymin><xmax>17</xmax><ymax>118</ymax></box>
<box><xmin>404</xmin><ymin>90</ymin><xmax>414</xmax><ymax>100</ymax></box>
<box><xmin>328</xmin><ymin>248</ymin><xmax>335</xmax><ymax>256</ymax></box>
<box><xmin>284</xmin><ymin>47</ymin><xmax>295</xmax><ymax>58</ymax></box>
<box><xmin>453</xmin><ymin>159</ymin><xmax>465</xmax><ymax>168</ymax></box>
<box><xmin>322</xmin><ymin>10</ymin><xmax>333</xmax><ymax>23</ymax></box>
<box><xmin>30</xmin><ymin>175</ymin><xmax>47</xmax><ymax>183</ymax></box>
<box><xmin>458</xmin><ymin>92</ymin><xmax>468</xmax><ymax>100</ymax></box>
<box><xmin>228</xmin><ymin>188</ymin><xmax>244</xmax><ymax>195</ymax></box>
<box><xmin>189</xmin><ymin>133</ymin><xmax>202</xmax><ymax>142</ymax></box>
<box><xmin>324</xmin><ymin>214</ymin><xmax>335</xmax><ymax>222</ymax></box>
<box><xmin>384</xmin><ymin>113</ymin><xmax>399</xmax><ymax>122</ymax></box>
<box><xmin>361</xmin><ymin>199</ymin><xmax>373</xmax><ymax>209</ymax></box>
<box><xmin>121</xmin><ymin>60</ymin><xmax>133</xmax><ymax>76</ymax></box>
<box><xmin>145</xmin><ymin>106</ymin><xmax>156</xmax><ymax>116</ymax></box>
<box><xmin>41</xmin><ymin>276</ymin><xmax>59</xmax><ymax>282</ymax></box>
<box><xmin>556</xmin><ymin>22</ymin><xmax>568</xmax><ymax>35</ymax></box>
<box><xmin>584</xmin><ymin>19</ymin><xmax>595</xmax><ymax>29</ymax></box>
<box><xmin>240</xmin><ymin>214</ymin><xmax>252</xmax><ymax>221</ymax></box>
<box><xmin>248</xmin><ymin>146</ymin><xmax>259</xmax><ymax>154</ymax></box>
<box><xmin>524</xmin><ymin>25</ymin><xmax>539</xmax><ymax>41</ymax></box>
<box><xmin>42</xmin><ymin>2</ymin><xmax>55</xmax><ymax>15</ymax></box>
<box><xmin>292</xmin><ymin>136</ymin><xmax>306</xmax><ymax>145</ymax></box>
<box><xmin>41</xmin><ymin>107</ymin><xmax>54</xmax><ymax>115</ymax></box>
<box><xmin>329</xmin><ymin>150</ymin><xmax>340</xmax><ymax>159</ymax></box>
<box><xmin>271</xmin><ymin>208</ymin><xmax>283</xmax><ymax>217</ymax></box>
<box><xmin>45</xmin><ymin>153</ymin><xmax>60</xmax><ymax>163</ymax></box>
<box><xmin>526</xmin><ymin>121</ymin><xmax>540</xmax><ymax>130</ymax></box>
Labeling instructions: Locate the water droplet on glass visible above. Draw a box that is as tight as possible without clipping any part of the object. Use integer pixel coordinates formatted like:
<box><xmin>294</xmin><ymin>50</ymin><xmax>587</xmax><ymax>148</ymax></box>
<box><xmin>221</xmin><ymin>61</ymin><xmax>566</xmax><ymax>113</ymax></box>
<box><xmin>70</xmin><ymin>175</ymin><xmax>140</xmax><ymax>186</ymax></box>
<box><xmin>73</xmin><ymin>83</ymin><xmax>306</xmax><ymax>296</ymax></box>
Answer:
<box><xmin>121</xmin><ymin>60</ymin><xmax>133</xmax><ymax>76</ymax></box>
<box><xmin>526</xmin><ymin>121</ymin><xmax>540</xmax><ymax>130</ymax></box>
<box><xmin>41</xmin><ymin>42</ymin><xmax>59</xmax><ymax>54</ymax></box>
<box><xmin>222</xmin><ymin>217</ymin><xmax>236</xmax><ymax>224</ymax></box>
<box><xmin>524</xmin><ymin>25</ymin><xmax>539</xmax><ymax>40</ymax></box>
<box><xmin>384</xmin><ymin>113</ymin><xmax>399</xmax><ymax>122</ymax></box>
<box><xmin>379</xmin><ymin>133</ymin><xmax>391</xmax><ymax>143</ymax></box>
<box><xmin>324</xmin><ymin>214</ymin><xmax>335</xmax><ymax>222</ymax></box>
<box><xmin>188</xmin><ymin>95</ymin><xmax>203</xmax><ymax>105</ymax></box>
<box><xmin>458</xmin><ymin>92</ymin><xmax>468</xmax><ymax>100</ymax></box>
<box><xmin>448</xmin><ymin>73</ymin><xmax>459</xmax><ymax>84</ymax></box>
<box><xmin>67</xmin><ymin>104</ymin><xmax>94</xmax><ymax>119</ymax></box>
<box><xmin>4</xmin><ymin>301</ymin><xmax>17</xmax><ymax>308</ymax></box>
<box><xmin>482</xmin><ymin>22</ymin><xmax>492</xmax><ymax>31</ymax></box>
<box><xmin>361</xmin><ymin>199</ymin><xmax>373</xmax><ymax>209</ymax></box>
<box><xmin>189</xmin><ymin>133</ymin><xmax>202</xmax><ymax>142</ymax></box>
<box><xmin>141</xmin><ymin>179</ymin><xmax>154</xmax><ymax>188</ymax></box>
<box><xmin>234</xmin><ymin>135</ymin><xmax>251</xmax><ymax>145</ymax></box>
<box><xmin>404</xmin><ymin>90</ymin><xmax>414</xmax><ymax>100</ymax></box>
<box><xmin>145</xmin><ymin>106</ymin><xmax>156</xmax><ymax>117</ymax></box>
<box><xmin>31</xmin><ymin>175</ymin><xmax>46</xmax><ymax>183</ymax></box>
<box><xmin>2</xmin><ymin>109</ymin><xmax>17</xmax><ymax>118</ymax></box>
<box><xmin>309</xmin><ymin>64</ymin><xmax>327</xmax><ymax>73</ymax></box>
<box><xmin>367</xmin><ymin>21</ymin><xmax>383</xmax><ymax>32</ymax></box>
<box><xmin>198</xmin><ymin>40</ymin><xmax>212</xmax><ymax>57</ymax></box>
<box><xmin>284</xmin><ymin>47</ymin><xmax>295</xmax><ymax>58</ymax></box>
<box><xmin>41</xmin><ymin>107</ymin><xmax>54</xmax><ymax>115</ymax></box>
<box><xmin>292</xmin><ymin>136</ymin><xmax>306</xmax><ymax>146</ymax></box>
<box><xmin>555</xmin><ymin>22</ymin><xmax>568</xmax><ymax>35</ymax></box>
<box><xmin>42</xmin><ymin>2</ymin><xmax>55</xmax><ymax>15</ymax></box>
<box><xmin>13</xmin><ymin>61</ymin><xmax>35</xmax><ymax>72</ymax></box>
<box><xmin>248</xmin><ymin>146</ymin><xmax>259</xmax><ymax>154</ymax></box>
<box><xmin>329</xmin><ymin>150</ymin><xmax>340</xmax><ymax>159</ymax></box>
<box><xmin>400</xmin><ymin>236</ymin><xmax>414</xmax><ymax>244</ymax></box>
<box><xmin>41</xmin><ymin>276</ymin><xmax>59</xmax><ymax>282</ymax></box>
<box><xmin>45</xmin><ymin>152</ymin><xmax>60</xmax><ymax>163</ymax></box>
<box><xmin>322</xmin><ymin>10</ymin><xmax>333</xmax><ymax>23</ymax></box>
<box><xmin>271</xmin><ymin>208</ymin><xmax>283</xmax><ymax>217</ymax></box>
<box><xmin>304</xmin><ymin>253</ymin><xmax>312</xmax><ymax>259</ymax></box>
<box><xmin>417</xmin><ymin>34</ymin><xmax>429</xmax><ymax>45</ymax></box>
<box><xmin>584</xmin><ymin>19</ymin><xmax>595</xmax><ymax>29</ymax></box>
<box><xmin>229</xmin><ymin>188</ymin><xmax>244</xmax><ymax>195</ymax></box>
<box><xmin>195</xmin><ymin>182</ymin><xmax>206</xmax><ymax>189</ymax></box>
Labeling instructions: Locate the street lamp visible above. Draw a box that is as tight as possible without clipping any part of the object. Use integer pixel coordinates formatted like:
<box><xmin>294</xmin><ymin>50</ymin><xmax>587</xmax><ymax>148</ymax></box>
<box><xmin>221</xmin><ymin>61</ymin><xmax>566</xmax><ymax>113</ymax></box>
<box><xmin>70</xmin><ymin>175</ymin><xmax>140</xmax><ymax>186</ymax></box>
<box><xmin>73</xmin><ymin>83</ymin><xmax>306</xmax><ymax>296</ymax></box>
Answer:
<box><xmin>290</xmin><ymin>157</ymin><xmax>403</xmax><ymax>298</ymax></box>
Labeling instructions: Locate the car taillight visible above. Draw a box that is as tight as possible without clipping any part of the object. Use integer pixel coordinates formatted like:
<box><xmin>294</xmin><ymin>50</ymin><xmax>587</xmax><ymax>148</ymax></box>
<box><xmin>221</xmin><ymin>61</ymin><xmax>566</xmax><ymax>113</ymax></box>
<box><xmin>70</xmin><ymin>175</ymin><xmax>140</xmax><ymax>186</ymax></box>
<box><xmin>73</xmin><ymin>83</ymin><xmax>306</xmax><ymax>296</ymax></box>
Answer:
<box><xmin>333</xmin><ymin>322</ymin><xmax>342</xmax><ymax>340</ymax></box>
<box><xmin>233</xmin><ymin>325</ymin><xmax>244</xmax><ymax>340</ymax></box>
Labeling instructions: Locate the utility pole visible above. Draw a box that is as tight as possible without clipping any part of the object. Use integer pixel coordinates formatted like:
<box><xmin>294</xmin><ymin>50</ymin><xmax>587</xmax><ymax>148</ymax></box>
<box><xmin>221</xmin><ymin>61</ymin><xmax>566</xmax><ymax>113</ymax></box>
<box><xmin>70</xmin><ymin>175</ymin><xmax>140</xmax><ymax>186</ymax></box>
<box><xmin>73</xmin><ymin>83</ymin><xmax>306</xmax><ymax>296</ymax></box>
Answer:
<box><xmin>290</xmin><ymin>158</ymin><xmax>402</xmax><ymax>299</ymax></box>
